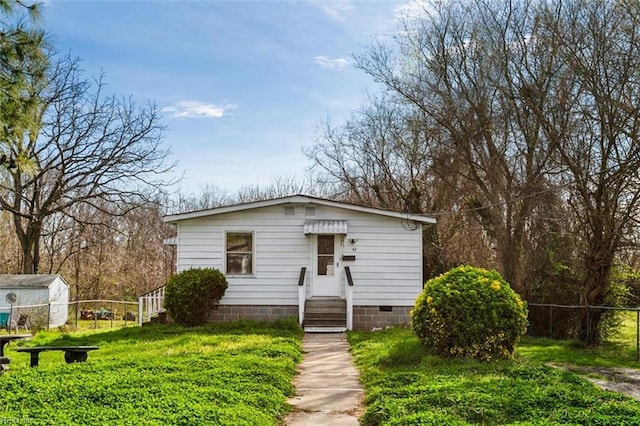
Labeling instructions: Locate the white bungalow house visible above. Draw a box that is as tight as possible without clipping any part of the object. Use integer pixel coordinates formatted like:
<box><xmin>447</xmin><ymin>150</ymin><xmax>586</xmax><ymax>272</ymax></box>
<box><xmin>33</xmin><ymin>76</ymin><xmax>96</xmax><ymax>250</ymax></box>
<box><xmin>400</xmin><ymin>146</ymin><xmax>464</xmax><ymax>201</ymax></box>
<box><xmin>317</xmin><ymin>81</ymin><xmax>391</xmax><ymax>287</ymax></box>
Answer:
<box><xmin>162</xmin><ymin>195</ymin><xmax>436</xmax><ymax>330</ymax></box>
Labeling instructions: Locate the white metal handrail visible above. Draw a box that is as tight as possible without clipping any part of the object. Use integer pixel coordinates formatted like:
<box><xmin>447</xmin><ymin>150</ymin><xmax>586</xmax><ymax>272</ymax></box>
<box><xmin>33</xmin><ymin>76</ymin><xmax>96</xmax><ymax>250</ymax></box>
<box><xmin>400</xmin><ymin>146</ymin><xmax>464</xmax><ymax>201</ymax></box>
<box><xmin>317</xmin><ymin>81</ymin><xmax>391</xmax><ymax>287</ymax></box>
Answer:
<box><xmin>138</xmin><ymin>286</ymin><xmax>165</xmax><ymax>326</ymax></box>
<box><xmin>344</xmin><ymin>266</ymin><xmax>354</xmax><ymax>330</ymax></box>
<box><xmin>297</xmin><ymin>267</ymin><xmax>308</xmax><ymax>326</ymax></box>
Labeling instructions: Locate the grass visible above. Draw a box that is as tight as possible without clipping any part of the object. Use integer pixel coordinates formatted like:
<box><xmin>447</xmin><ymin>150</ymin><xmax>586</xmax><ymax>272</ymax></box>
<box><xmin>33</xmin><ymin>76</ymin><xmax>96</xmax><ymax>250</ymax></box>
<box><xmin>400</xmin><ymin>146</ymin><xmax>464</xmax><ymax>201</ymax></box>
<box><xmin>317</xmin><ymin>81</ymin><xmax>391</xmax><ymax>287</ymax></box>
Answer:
<box><xmin>348</xmin><ymin>327</ymin><xmax>640</xmax><ymax>425</ymax></box>
<box><xmin>521</xmin><ymin>310</ymin><xmax>640</xmax><ymax>368</ymax></box>
<box><xmin>4</xmin><ymin>313</ymin><xmax>640</xmax><ymax>425</ymax></box>
<box><xmin>65</xmin><ymin>319</ymin><xmax>139</xmax><ymax>332</ymax></box>
<box><xmin>518</xmin><ymin>336</ymin><xmax>639</xmax><ymax>368</ymax></box>
<box><xmin>0</xmin><ymin>319</ymin><xmax>303</xmax><ymax>425</ymax></box>
<box><xmin>0</xmin><ymin>320</ymin><xmax>137</xmax><ymax>337</ymax></box>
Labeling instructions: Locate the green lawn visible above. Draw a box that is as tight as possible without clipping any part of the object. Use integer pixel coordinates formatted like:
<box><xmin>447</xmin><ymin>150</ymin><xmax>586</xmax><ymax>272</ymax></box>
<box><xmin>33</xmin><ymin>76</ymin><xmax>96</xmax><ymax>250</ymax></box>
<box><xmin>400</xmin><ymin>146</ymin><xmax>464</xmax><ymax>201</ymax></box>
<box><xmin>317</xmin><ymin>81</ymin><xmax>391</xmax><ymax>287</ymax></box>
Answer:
<box><xmin>522</xmin><ymin>310</ymin><xmax>640</xmax><ymax>368</ymax></box>
<box><xmin>5</xmin><ymin>318</ymin><xmax>640</xmax><ymax>425</ymax></box>
<box><xmin>67</xmin><ymin>319</ymin><xmax>139</xmax><ymax>332</ymax></box>
<box><xmin>348</xmin><ymin>327</ymin><xmax>640</xmax><ymax>425</ymax></box>
<box><xmin>0</xmin><ymin>319</ymin><xmax>138</xmax><ymax>336</ymax></box>
<box><xmin>0</xmin><ymin>319</ymin><xmax>303</xmax><ymax>425</ymax></box>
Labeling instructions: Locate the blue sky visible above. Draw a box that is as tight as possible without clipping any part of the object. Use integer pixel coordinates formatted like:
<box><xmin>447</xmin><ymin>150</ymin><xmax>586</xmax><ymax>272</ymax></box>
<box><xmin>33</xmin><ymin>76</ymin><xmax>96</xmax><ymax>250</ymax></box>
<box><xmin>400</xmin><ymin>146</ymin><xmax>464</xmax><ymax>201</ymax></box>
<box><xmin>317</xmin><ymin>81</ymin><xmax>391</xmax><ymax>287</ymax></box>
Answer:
<box><xmin>39</xmin><ymin>0</ymin><xmax>420</xmax><ymax>193</ymax></box>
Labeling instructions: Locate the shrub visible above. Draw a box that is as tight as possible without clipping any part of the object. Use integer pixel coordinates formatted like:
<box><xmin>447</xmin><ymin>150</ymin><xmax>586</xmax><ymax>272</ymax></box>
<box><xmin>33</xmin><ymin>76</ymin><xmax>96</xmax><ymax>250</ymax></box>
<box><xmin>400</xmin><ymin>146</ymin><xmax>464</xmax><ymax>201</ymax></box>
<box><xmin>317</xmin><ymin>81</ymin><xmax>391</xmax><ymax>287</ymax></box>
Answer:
<box><xmin>164</xmin><ymin>268</ymin><xmax>228</xmax><ymax>326</ymax></box>
<box><xmin>411</xmin><ymin>265</ymin><xmax>527</xmax><ymax>361</ymax></box>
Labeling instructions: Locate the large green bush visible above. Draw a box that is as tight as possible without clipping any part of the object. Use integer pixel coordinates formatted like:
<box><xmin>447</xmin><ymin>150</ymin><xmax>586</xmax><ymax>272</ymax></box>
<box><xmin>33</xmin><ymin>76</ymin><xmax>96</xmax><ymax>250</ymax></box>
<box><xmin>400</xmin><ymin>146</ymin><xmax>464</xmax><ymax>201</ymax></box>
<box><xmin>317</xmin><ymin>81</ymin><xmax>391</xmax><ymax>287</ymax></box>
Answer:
<box><xmin>411</xmin><ymin>265</ymin><xmax>527</xmax><ymax>361</ymax></box>
<box><xmin>164</xmin><ymin>268</ymin><xmax>228</xmax><ymax>326</ymax></box>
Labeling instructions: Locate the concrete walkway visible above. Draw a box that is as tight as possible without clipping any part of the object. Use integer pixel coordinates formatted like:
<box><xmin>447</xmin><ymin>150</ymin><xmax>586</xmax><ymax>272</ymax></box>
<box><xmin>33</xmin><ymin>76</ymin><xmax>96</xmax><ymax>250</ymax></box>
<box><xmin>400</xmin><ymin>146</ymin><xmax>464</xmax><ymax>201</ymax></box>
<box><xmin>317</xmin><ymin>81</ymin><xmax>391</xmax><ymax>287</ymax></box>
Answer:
<box><xmin>285</xmin><ymin>333</ymin><xmax>364</xmax><ymax>425</ymax></box>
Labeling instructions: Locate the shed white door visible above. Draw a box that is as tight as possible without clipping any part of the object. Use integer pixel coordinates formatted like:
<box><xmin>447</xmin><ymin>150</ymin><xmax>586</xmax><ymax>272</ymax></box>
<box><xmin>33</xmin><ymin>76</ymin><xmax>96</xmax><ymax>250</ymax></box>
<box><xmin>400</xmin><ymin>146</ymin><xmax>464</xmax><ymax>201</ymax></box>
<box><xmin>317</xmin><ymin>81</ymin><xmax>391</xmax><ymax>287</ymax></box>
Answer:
<box><xmin>312</xmin><ymin>234</ymin><xmax>341</xmax><ymax>297</ymax></box>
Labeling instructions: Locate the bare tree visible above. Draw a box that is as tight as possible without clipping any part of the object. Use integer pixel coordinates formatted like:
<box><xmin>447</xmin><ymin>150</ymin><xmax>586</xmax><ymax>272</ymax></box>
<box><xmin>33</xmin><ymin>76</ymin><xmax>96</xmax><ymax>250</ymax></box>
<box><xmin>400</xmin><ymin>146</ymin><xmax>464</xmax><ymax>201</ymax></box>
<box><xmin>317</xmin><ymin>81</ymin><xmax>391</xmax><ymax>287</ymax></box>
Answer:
<box><xmin>37</xmin><ymin>197</ymin><xmax>176</xmax><ymax>300</ymax></box>
<box><xmin>529</xmin><ymin>0</ymin><xmax>640</xmax><ymax>345</ymax></box>
<box><xmin>113</xmin><ymin>201</ymin><xmax>176</xmax><ymax>298</ymax></box>
<box><xmin>0</xmin><ymin>54</ymin><xmax>175</xmax><ymax>273</ymax></box>
<box><xmin>235</xmin><ymin>175</ymin><xmax>316</xmax><ymax>204</ymax></box>
<box><xmin>165</xmin><ymin>184</ymin><xmax>231</xmax><ymax>215</ymax></box>
<box><xmin>307</xmin><ymin>96</ymin><xmax>438</xmax><ymax>211</ymax></box>
<box><xmin>309</xmin><ymin>0</ymin><xmax>563</xmax><ymax>294</ymax></box>
<box><xmin>306</xmin><ymin>95</ymin><xmax>456</xmax><ymax>277</ymax></box>
<box><xmin>312</xmin><ymin>0</ymin><xmax>640</xmax><ymax>345</ymax></box>
<box><xmin>168</xmin><ymin>175</ymin><xmax>314</xmax><ymax>213</ymax></box>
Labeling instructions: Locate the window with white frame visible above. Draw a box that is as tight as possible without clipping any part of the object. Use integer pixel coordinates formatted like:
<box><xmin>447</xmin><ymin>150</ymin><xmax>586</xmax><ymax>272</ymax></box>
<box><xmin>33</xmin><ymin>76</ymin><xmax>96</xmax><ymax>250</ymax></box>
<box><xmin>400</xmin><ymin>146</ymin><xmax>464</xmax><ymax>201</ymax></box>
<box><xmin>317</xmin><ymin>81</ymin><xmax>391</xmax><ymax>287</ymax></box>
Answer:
<box><xmin>226</xmin><ymin>232</ymin><xmax>253</xmax><ymax>275</ymax></box>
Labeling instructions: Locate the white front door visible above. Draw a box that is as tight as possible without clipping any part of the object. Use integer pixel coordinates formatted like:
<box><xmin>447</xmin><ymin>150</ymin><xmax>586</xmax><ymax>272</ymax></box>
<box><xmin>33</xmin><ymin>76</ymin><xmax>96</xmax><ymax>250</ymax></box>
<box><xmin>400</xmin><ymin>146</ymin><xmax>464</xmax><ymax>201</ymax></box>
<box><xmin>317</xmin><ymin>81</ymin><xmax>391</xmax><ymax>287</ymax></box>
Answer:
<box><xmin>312</xmin><ymin>234</ymin><xmax>341</xmax><ymax>297</ymax></box>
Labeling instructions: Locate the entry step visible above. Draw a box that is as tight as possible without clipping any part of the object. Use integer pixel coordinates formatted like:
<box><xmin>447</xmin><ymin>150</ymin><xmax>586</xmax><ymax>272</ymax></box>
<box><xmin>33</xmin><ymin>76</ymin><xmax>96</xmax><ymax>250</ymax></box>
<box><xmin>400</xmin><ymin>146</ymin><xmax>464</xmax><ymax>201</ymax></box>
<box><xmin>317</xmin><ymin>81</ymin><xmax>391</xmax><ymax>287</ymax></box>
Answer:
<box><xmin>304</xmin><ymin>326</ymin><xmax>347</xmax><ymax>333</ymax></box>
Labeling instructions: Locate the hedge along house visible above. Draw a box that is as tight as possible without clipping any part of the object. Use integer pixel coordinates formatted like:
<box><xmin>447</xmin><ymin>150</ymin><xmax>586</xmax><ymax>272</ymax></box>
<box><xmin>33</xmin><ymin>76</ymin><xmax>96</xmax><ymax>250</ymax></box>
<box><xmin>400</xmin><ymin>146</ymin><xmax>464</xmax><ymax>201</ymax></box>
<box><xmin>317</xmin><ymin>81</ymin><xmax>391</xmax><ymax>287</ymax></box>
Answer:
<box><xmin>0</xmin><ymin>275</ymin><xmax>70</xmax><ymax>328</ymax></box>
<box><xmin>163</xmin><ymin>195</ymin><xmax>436</xmax><ymax>331</ymax></box>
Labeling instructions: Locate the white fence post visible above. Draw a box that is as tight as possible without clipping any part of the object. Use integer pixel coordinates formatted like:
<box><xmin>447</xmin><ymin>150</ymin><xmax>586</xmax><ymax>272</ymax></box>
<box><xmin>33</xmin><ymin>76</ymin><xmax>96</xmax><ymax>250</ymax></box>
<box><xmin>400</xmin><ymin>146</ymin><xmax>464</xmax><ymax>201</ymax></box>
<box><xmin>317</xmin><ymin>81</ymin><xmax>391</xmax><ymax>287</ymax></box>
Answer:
<box><xmin>138</xmin><ymin>297</ymin><xmax>143</xmax><ymax>327</ymax></box>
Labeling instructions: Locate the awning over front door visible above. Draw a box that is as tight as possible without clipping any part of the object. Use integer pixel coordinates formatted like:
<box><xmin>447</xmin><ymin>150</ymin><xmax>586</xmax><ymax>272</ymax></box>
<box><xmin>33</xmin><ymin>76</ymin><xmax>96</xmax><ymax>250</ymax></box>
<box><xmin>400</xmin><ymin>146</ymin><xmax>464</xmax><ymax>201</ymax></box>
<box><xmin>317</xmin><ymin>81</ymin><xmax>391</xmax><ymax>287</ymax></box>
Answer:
<box><xmin>303</xmin><ymin>219</ymin><xmax>348</xmax><ymax>235</ymax></box>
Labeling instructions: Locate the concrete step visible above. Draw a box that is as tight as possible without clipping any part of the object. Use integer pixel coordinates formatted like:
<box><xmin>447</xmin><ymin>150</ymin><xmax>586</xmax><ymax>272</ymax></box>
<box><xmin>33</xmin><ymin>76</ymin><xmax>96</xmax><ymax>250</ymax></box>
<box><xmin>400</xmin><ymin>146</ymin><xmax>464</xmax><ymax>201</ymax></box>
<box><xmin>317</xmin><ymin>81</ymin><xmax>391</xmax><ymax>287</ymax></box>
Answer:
<box><xmin>304</xmin><ymin>316</ymin><xmax>346</xmax><ymax>324</ymax></box>
<box><xmin>303</xmin><ymin>298</ymin><xmax>347</xmax><ymax>330</ymax></box>
<box><xmin>305</xmin><ymin>312</ymin><xmax>346</xmax><ymax>319</ymax></box>
<box><xmin>305</xmin><ymin>302</ymin><xmax>345</xmax><ymax>314</ymax></box>
<box><xmin>305</xmin><ymin>299</ymin><xmax>346</xmax><ymax>309</ymax></box>
<box><xmin>304</xmin><ymin>318</ymin><xmax>347</xmax><ymax>327</ymax></box>
<box><xmin>303</xmin><ymin>326</ymin><xmax>347</xmax><ymax>333</ymax></box>
<box><xmin>304</xmin><ymin>307</ymin><xmax>347</xmax><ymax>315</ymax></box>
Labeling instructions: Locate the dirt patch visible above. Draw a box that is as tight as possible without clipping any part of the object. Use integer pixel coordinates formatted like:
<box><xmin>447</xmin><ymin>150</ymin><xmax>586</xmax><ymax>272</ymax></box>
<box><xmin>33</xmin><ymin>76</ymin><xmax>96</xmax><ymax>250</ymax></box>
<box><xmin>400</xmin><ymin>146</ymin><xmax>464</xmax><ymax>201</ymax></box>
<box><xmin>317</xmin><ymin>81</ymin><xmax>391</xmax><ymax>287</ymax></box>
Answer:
<box><xmin>555</xmin><ymin>365</ymin><xmax>640</xmax><ymax>400</ymax></box>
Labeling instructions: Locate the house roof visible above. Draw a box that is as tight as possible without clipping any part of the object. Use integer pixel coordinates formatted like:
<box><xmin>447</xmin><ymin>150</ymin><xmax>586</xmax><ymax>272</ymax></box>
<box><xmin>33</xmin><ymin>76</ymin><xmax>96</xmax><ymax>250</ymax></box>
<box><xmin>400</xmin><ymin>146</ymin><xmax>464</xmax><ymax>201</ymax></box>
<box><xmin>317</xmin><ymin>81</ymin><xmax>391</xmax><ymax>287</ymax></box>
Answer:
<box><xmin>163</xmin><ymin>194</ymin><xmax>437</xmax><ymax>225</ymax></box>
<box><xmin>0</xmin><ymin>274</ymin><xmax>66</xmax><ymax>289</ymax></box>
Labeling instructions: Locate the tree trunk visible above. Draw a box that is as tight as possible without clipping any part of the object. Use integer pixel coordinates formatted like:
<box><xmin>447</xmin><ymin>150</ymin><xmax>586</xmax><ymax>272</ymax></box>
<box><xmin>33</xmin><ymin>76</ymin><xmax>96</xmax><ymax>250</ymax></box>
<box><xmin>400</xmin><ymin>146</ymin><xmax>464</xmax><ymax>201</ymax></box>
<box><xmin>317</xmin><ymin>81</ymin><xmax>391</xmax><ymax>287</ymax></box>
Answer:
<box><xmin>422</xmin><ymin>225</ymin><xmax>447</xmax><ymax>283</ymax></box>
<box><xmin>14</xmin><ymin>217</ymin><xmax>41</xmax><ymax>274</ymax></box>
<box><xmin>579</xmin><ymin>307</ymin><xmax>603</xmax><ymax>347</ymax></box>
<box><xmin>500</xmin><ymin>233</ymin><xmax>522</xmax><ymax>294</ymax></box>
<box><xmin>578</xmin><ymin>247</ymin><xmax>613</xmax><ymax>346</ymax></box>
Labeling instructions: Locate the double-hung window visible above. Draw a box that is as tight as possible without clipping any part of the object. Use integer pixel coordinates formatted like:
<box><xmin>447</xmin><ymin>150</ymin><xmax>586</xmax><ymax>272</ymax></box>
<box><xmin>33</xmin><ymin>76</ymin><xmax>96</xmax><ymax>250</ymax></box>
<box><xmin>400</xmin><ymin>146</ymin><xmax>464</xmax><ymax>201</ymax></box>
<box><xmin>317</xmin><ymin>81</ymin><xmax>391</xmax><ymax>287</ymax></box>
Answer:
<box><xmin>226</xmin><ymin>232</ymin><xmax>253</xmax><ymax>275</ymax></box>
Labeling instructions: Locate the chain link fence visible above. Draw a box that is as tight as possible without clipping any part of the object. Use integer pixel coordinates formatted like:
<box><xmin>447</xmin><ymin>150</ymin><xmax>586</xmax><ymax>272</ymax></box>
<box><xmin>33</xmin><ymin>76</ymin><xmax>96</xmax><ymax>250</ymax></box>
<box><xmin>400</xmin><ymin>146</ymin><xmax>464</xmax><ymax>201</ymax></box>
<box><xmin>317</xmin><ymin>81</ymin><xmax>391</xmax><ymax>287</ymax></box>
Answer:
<box><xmin>527</xmin><ymin>303</ymin><xmax>640</xmax><ymax>360</ymax></box>
<box><xmin>0</xmin><ymin>299</ymin><xmax>139</xmax><ymax>332</ymax></box>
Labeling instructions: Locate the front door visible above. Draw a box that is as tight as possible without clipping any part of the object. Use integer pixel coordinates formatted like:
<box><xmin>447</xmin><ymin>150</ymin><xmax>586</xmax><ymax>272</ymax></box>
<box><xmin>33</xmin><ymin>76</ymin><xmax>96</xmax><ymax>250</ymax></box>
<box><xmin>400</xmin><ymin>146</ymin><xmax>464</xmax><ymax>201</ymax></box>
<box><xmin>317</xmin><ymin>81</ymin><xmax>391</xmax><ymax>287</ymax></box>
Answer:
<box><xmin>312</xmin><ymin>234</ymin><xmax>341</xmax><ymax>297</ymax></box>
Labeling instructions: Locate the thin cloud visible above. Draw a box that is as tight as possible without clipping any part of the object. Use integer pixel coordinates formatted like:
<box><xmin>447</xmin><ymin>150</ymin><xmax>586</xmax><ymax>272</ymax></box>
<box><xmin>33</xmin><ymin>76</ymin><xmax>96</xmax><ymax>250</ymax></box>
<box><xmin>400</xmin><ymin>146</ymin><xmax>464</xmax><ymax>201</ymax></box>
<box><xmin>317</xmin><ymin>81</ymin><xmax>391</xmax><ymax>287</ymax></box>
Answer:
<box><xmin>312</xmin><ymin>0</ymin><xmax>355</xmax><ymax>21</ymax></box>
<box><xmin>314</xmin><ymin>56</ymin><xmax>351</xmax><ymax>70</ymax></box>
<box><xmin>394</xmin><ymin>0</ymin><xmax>432</xmax><ymax>21</ymax></box>
<box><xmin>161</xmin><ymin>101</ymin><xmax>238</xmax><ymax>119</ymax></box>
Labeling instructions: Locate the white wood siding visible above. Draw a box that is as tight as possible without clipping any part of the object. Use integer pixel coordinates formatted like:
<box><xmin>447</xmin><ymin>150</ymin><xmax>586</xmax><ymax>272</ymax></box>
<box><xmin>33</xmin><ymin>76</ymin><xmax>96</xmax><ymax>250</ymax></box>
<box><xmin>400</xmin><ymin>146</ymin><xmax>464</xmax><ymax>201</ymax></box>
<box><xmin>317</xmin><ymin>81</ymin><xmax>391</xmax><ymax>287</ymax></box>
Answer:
<box><xmin>334</xmin><ymin>208</ymin><xmax>423</xmax><ymax>306</ymax></box>
<box><xmin>176</xmin><ymin>206</ymin><xmax>310</xmax><ymax>305</ymax></box>
<box><xmin>175</xmin><ymin>204</ymin><xmax>425</xmax><ymax>306</ymax></box>
<box><xmin>48</xmin><ymin>277</ymin><xmax>70</xmax><ymax>327</ymax></box>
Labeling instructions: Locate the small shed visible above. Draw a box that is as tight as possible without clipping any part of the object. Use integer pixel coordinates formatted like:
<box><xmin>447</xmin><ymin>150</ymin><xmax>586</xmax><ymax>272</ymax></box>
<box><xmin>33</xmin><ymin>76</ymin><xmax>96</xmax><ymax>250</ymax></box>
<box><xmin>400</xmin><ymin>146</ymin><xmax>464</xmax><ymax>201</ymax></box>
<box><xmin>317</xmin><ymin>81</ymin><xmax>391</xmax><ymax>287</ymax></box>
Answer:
<box><xmin>0</xmin><ymin>275</ymin><xmax>70</xmax><ymax>328</ymax></box>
